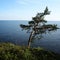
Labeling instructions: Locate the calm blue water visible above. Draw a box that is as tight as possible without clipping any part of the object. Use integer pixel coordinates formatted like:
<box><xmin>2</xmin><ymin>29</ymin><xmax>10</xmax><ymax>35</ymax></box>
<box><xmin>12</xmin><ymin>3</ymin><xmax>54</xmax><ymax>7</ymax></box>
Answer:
<box><xmin>0</xmin><ymin>20</ymin><xmax>60</xmax><ymax>53</ymax></box>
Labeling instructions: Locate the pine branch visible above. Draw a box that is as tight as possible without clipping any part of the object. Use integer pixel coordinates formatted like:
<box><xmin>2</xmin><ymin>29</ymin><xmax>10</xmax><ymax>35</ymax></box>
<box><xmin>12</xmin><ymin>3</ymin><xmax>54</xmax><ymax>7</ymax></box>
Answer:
<box><xmin>20</xmin><ymin>24</ymin><xmax>32</xmax><ymax>30</ymax></box>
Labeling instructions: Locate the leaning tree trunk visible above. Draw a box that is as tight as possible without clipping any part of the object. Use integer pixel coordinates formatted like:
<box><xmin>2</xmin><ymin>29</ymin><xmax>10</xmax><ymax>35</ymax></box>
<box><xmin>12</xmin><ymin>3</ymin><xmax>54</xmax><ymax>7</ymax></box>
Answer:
<box><xmin>28</xmin><ymin>23</ymin><xmax>37</xmax><ymax>48</ymax></box>
<box><xmin>28</xmin><ymin>31</ymin><xmax>35</xmax><ymax>48</ymax></box>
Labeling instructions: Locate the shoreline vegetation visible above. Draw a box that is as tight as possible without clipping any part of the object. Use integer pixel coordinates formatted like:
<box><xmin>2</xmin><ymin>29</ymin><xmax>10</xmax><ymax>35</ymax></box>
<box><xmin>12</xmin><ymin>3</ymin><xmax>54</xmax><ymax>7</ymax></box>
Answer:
<box><xmin>0</xmin><ymin>43</ymin><xmax>60</xmax><ymax>60</ymax></box>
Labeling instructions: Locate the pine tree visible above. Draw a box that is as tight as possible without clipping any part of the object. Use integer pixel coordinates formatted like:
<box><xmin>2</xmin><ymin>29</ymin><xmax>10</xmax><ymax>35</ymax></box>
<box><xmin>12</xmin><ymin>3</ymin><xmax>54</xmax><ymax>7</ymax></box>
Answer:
<box><xmin>20</xmin><ymin>7</ymin><xmax>58</xmax><ymax>48</ymax></box>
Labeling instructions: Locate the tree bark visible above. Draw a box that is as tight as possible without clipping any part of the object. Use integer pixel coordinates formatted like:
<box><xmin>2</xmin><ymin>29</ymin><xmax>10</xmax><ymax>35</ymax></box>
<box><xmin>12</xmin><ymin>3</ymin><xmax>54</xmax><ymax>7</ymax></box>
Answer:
<box><xmin>28</xmin><ymin>31</ymin><xmax>34</xmax><ymax>48</ymax></box>
<box><xmin>28</xmin><ymin>23</ymin><xmax>37</xmax><ymax>48</ymax></box>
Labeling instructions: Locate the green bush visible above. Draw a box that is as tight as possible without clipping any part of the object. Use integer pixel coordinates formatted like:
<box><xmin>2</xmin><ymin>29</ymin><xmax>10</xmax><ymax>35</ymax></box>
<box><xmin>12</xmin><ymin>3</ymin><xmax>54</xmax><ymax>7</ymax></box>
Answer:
<box><xmin>0</xmin><ymin>43</ymin><xmax>60</xmax><ymax>60</ymax></box>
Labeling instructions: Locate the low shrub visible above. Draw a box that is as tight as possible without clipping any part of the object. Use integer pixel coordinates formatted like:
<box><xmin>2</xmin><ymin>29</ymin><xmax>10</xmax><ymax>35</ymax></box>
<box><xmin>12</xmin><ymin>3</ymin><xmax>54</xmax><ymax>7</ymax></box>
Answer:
<box><xmin>0</xmin><ymin>43</ymin><xmax>60</xmax><ymax>60</ymax></box>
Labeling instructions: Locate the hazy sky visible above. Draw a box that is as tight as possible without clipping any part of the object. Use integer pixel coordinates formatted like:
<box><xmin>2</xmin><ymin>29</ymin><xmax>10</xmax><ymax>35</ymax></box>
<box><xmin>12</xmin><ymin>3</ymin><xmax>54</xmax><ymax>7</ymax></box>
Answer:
<box><xmin>0</xmin><ymin>0</ymin><xmax>60</xmax><ymax>21</ymax></box>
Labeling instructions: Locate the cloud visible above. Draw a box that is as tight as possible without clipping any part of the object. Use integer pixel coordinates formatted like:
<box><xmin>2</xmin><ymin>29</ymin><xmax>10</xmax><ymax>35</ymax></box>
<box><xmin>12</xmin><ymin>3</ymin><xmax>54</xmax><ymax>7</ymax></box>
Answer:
<box><xmin>16</xmin><ymin>0</ymin><xmax>27</xmax><ymax>5</ymax></box>
<box><xmin>16</xmin><ymin>0</ymin><xmax>42</xmax><ymax>5</ymax></box>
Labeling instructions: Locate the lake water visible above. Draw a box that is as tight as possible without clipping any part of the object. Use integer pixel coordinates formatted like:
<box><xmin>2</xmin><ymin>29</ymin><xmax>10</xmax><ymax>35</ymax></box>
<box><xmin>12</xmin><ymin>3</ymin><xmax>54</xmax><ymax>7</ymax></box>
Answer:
<box><xmin>0</xmin><ymin>20</ymin><xmax>60</xmax><ymax>53</ymax></box>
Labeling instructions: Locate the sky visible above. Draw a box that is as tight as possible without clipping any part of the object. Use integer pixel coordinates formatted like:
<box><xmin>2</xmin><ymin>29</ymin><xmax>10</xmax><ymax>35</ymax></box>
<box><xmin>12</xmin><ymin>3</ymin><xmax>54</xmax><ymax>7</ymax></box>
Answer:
<box><xmin>0</xmin><ymin>0</ymin><xmax>60</xmax><ymax>21</ymax></box>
